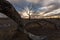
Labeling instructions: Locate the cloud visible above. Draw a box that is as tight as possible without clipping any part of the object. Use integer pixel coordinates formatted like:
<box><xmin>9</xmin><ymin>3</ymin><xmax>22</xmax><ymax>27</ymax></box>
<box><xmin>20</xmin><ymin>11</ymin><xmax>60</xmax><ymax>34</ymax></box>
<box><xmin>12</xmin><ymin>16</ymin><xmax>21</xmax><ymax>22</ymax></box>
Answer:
<box><xmin>7</xmin><ymin>0</ymin><xmax>60</xmax><ymax>12</ymax></box>
<box><xmin>7</xmin><ymin>0</ymin><xmax>60</xmax><ymax>5</ymax></box>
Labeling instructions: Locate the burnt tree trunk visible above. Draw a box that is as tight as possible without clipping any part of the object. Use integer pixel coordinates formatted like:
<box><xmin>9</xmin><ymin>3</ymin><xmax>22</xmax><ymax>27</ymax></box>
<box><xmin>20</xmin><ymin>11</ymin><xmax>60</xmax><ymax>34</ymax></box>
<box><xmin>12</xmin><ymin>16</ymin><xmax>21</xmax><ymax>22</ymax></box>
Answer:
<box><xmin>0</xmin><ymin>0</ymin><xmax>24</xmax><ymax>31</ymax></box>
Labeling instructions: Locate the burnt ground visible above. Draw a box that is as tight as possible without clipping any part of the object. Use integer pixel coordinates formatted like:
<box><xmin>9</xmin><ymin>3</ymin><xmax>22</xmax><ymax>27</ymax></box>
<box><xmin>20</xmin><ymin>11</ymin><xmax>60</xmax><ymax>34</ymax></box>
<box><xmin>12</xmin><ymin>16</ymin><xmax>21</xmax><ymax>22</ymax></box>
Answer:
<box><xmin>23</xmin><ymin>18</ymin><xmax>60</xmax><ymax>40</ymax></box>
<box><xmin>0</xmin><ymin>18</ymin><xmax>29</xmax><ymax>40</ymax></box>
<box><xmin>0</xmin><ymin>18</ymin><xmax>60</xmax><ymax>40</ymax></box>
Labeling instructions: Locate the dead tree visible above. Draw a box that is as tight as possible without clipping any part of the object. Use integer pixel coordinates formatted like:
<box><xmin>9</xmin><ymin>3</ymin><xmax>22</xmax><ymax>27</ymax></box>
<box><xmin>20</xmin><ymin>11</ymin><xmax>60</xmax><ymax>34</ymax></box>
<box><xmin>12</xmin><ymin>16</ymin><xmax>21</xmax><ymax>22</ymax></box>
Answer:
<box><xmin>0</xmin><ymin>0</ymin><xmax>51</xmax><ymax>40</ymax></box>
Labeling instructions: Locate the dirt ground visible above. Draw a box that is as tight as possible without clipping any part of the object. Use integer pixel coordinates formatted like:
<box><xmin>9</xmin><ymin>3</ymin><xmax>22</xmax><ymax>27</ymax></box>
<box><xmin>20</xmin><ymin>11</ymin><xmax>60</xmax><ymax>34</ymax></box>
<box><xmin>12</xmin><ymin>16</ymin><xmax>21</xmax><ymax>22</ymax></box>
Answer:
<box><xmin>0</xmin><ymin>18</ymin><xmax>60</xmax><ymax>40</ymax></box>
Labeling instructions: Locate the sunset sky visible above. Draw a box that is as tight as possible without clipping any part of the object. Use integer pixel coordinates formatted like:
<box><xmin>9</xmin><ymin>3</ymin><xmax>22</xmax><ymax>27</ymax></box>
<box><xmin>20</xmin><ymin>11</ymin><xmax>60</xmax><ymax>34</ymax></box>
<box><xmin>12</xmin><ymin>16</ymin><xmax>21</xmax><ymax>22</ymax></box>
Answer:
<box><xmin>7</xmin><ymin>0</ymin><xmax>60</xmax><ymax>12</ymax></box>
<box><xmin>0</xmin><ymin>0</ymin><xmax>60</xmax><ymax>18</ymax></box>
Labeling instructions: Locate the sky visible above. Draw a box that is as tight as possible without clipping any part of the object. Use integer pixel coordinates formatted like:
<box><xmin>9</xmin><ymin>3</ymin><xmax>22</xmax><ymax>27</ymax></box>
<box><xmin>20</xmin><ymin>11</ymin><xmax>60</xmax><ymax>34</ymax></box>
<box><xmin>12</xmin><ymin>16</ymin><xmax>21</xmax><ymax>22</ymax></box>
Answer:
<box><xmin>0</xmin><ymin>0</ymin><xmax>60</xmax><ymax>18</ymax></box>
<box><xmin>6</xmin><ymin>0</ymin><xmax>60</xmax><ymax>12</ymax></box>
